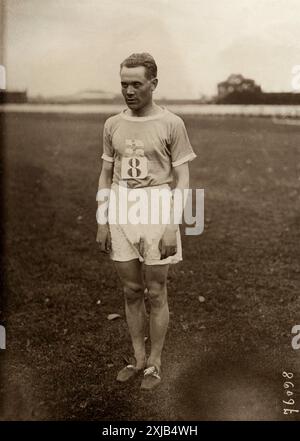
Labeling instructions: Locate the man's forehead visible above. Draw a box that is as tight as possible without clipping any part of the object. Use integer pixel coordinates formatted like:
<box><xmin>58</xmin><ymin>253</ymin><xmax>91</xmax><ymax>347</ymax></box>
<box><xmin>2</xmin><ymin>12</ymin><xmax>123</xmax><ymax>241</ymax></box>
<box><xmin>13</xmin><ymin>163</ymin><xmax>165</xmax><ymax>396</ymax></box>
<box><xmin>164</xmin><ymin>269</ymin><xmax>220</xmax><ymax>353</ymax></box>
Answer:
<box><xmin>120</xmin><ymin>65</ymin><xmax>148</xmax><ymax>82</ymax></box>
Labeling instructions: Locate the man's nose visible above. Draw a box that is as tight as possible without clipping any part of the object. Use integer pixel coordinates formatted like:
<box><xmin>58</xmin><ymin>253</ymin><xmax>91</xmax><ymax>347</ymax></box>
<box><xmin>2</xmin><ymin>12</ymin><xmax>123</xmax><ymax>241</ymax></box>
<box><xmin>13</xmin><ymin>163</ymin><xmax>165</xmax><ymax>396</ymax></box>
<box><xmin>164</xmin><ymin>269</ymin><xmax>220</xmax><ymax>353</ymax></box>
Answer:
<box><xmin>126</xmin><ymin>85</ymin><xmax>135</xmax><ymax>95</ymax></box>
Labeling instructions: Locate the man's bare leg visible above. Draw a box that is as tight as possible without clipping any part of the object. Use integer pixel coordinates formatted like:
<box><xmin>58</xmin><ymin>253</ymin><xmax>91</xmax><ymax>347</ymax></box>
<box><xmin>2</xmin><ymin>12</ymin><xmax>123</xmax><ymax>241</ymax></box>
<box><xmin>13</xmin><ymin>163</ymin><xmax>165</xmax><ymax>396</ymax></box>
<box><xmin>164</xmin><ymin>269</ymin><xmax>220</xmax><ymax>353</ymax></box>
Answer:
<box><xmin>114</xmin><ymin>259</ymin><xmax>146</xmax><ymax>369</ymax></box>
<box><xmin>144</xmin><ymin>264</ymin><xmax>169</xmax><ymax>372</ymax></box>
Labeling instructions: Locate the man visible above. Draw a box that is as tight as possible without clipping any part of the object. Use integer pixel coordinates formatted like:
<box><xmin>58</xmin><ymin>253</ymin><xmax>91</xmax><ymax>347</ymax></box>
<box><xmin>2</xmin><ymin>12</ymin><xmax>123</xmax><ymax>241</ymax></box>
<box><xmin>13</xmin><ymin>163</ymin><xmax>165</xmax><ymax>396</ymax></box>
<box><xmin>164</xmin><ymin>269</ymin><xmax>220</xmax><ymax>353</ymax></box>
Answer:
<box><xmin>96</xmin><ymin>53</ymin><xmax>196</xmax><ymax>390</ymax></box>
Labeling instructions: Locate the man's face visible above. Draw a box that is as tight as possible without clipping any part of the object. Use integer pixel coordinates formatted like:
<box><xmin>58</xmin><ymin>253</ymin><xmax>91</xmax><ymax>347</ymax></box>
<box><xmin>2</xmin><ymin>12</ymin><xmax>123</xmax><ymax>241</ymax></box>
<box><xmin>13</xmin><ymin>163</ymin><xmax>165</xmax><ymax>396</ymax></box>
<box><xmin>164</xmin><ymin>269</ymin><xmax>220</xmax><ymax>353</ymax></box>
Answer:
<box><xmin>120</xmin><ymin>66</ymin><xmax>157</xmax><ymax>111</ymax></box>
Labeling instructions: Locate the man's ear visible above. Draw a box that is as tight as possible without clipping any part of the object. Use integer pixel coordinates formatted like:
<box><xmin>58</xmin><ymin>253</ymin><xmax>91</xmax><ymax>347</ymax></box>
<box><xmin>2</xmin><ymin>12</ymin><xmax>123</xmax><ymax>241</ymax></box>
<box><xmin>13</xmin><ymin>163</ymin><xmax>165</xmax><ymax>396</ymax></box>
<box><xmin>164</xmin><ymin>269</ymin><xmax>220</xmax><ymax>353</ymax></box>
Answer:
<box><xmin>151</xmin><ymin>78</ymin><xmax>158</xmax><ymax>91</ymax></box>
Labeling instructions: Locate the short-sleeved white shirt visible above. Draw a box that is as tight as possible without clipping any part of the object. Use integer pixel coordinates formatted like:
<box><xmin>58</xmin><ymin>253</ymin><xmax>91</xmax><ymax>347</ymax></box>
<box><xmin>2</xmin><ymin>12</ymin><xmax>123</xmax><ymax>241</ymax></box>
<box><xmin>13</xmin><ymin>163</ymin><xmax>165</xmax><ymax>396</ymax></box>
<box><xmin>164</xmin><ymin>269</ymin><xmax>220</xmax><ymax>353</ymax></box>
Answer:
<box><xmin>101</xmin><ymin>106</ymin><xmax>196</xmax><ymax>188</ymax></box>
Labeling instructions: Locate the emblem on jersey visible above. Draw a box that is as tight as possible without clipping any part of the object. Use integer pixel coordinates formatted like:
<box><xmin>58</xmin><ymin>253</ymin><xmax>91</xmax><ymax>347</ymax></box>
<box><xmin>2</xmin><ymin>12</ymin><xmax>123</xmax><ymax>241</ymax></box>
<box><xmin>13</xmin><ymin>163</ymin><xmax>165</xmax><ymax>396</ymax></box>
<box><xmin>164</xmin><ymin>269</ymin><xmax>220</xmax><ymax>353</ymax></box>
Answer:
<box><xmin>121</xmin><ymin>139</ymin><xmax>148</xmax><ymax>179</ymax></box>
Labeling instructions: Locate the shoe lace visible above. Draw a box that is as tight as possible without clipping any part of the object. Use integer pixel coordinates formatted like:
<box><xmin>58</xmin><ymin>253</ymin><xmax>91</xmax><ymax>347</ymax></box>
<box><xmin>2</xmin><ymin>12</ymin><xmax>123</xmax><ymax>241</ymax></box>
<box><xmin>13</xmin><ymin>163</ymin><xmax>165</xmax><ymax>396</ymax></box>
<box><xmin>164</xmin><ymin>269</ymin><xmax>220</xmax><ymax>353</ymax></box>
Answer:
<box><xmin>144</xmin><ymin>366</ymin><xmax>161</xmax><ymax>379</ymax></box>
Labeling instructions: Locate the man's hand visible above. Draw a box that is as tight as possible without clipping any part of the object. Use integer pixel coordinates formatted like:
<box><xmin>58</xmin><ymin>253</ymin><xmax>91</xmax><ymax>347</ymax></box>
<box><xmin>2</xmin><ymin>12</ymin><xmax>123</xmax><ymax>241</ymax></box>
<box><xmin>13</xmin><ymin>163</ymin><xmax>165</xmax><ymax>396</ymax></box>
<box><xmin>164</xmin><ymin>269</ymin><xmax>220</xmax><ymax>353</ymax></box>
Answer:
<box><xmin>159</xmin><ymin>225</ymin><xmax>177</xmax><ymax>259</ymax></box>
<box><xmin>96</xmin><ymin>223</ymin><xmax>112</xmax><ymax>253</ymax></box>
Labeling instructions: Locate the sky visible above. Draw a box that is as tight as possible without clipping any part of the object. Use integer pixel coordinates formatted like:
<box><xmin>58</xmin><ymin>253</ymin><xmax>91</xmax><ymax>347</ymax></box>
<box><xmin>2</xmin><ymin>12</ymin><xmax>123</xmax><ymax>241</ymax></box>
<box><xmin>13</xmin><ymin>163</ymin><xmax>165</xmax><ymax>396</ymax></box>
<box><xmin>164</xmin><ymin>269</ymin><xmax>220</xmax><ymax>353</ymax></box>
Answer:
<box><xmin>3</xmin><ymin>0</ymin><xmax>300</xmax><ymax>98</ymax></box>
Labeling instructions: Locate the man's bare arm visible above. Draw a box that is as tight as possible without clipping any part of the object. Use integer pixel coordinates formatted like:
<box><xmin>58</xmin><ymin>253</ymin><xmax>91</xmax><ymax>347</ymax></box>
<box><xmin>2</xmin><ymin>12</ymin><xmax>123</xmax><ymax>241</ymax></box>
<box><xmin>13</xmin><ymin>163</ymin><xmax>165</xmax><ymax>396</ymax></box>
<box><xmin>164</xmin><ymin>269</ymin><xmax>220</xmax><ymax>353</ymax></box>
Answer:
<box><xmin>98</xmin><ymin>160</ymin><xmax>114</xmax><ymax>194</ymax></box>
<box><xmin>160</xmin><ymin>162</ymin><xmax>190</xmax><ymax>258</ymax></box>
<box><xmin>173</xmin><ymin>161</ymin><xmax>190</xmax><ymax>194</ymax></box>
<box><xmin>96</xmin><ymin>160</ymin><xmax>114</xmax><ymax>253</ymax></box>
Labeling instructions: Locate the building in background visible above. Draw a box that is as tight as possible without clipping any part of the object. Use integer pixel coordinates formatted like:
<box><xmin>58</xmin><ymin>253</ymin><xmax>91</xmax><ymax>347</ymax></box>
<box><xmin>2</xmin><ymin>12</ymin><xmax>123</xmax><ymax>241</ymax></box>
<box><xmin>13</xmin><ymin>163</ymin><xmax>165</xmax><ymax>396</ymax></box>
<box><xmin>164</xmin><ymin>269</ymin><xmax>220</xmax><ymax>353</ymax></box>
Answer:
<box><xmin>218</xmin><ymin>74</ymin><xmax>261</xmax><ymax>99</ymax></box>
<box><xmin>0</xmin><ymin>90</ymin><xmax>27</xmax><ymax>104</ymax></box>
<box><xmin>217</xmin><ymin>74</ymin><xmax>300</xmax><ymax>104</ymax></box>
<box><xmin>217</xmin><ymin>74</ymin><xmax>262</xmax><ymax>103</ymax></box>
<box><xmin>30</xmin><ymin>89</ymin><xmax>123</xmax><ymax>104</ymax></box>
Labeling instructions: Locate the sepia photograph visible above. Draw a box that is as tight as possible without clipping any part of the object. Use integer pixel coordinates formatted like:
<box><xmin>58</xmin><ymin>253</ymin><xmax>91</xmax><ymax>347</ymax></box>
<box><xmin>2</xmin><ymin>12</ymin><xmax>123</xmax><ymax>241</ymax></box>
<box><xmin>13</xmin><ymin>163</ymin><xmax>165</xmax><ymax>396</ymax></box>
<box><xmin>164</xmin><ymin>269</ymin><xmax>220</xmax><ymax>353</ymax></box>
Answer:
<box><xmin>0</xmin><ymin>0</ymin><xmax>299</xmax><ymax>423</ymax></box>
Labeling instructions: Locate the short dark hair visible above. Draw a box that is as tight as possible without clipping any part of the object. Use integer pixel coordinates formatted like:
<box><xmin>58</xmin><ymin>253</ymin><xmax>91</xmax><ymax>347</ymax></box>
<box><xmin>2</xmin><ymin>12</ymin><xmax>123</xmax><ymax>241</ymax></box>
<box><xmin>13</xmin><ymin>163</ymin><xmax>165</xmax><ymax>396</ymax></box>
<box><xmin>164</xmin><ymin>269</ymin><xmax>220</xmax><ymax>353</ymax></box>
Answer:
<box><xmin>120</xmin><ymin>53</ymin><xmax>157</xmax><ymax>80</ymax></box>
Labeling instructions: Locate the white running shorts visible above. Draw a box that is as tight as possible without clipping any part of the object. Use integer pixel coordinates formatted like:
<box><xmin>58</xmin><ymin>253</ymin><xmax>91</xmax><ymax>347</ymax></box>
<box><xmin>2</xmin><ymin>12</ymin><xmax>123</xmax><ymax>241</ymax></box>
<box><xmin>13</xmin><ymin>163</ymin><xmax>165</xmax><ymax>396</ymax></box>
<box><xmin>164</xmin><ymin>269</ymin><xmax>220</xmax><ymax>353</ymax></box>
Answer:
<box><xmin>108</xmin><ymin>183</ymin><xmax>183</xmax><ymax>265</ymax></box>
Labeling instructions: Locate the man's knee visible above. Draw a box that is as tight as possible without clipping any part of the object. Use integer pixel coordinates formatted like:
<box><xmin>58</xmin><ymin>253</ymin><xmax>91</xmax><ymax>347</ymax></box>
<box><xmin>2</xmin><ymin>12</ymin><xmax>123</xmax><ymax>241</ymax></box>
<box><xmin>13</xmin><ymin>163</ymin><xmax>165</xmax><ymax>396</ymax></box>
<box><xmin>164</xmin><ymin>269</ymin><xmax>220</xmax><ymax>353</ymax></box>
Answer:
<box><xmin>123</xmin><ymin>282</ymin><xmax>143</xmax><ymax>304</ymax></box>
<box><xmin>147</xmin><ymin>281</ymin><xmax>167</xmax><ymax>308</ymax></box>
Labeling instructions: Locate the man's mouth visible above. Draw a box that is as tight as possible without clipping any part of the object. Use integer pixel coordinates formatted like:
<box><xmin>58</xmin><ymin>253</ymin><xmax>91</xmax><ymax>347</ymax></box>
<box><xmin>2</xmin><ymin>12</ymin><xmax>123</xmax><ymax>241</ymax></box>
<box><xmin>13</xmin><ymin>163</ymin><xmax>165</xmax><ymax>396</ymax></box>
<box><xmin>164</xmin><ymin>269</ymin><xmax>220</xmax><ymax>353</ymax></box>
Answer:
<box><xmin>126</xmin><ymin>99</ymin><xmax>137</xmax><ymax>104</ymax></box>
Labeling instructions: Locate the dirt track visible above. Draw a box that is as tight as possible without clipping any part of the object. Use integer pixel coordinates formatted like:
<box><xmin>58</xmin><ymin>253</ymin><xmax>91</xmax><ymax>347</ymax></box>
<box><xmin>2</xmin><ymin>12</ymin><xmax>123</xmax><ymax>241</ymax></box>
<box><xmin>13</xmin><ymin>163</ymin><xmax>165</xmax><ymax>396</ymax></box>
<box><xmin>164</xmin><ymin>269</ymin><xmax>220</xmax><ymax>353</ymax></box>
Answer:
<box><xmin>1</xmin><ymin>113</ymin><xmax>299</xmax><ymax>420</ymax></box>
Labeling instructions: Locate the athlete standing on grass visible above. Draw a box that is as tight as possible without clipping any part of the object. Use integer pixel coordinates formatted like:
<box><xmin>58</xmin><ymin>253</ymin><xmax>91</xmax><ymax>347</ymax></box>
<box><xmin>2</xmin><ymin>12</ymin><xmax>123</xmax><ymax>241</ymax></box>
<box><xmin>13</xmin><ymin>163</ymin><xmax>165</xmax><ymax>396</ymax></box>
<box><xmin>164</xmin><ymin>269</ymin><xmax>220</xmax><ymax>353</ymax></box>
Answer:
<box><xmin>96</xmin><ymin>53</ymin><xmax>196</xmax><ymax>390</ymax></box>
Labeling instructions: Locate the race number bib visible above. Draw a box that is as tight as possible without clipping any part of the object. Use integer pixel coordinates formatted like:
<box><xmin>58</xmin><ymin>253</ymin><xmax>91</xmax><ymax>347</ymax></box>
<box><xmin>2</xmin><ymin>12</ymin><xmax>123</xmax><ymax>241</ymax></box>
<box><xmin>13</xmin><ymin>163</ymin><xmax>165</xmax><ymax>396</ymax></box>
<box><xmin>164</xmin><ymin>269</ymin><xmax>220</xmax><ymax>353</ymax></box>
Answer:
<box><xmin>121</xmin><ymin>156</ymin><xmax>148</xmax><ymax>179</ymax></box>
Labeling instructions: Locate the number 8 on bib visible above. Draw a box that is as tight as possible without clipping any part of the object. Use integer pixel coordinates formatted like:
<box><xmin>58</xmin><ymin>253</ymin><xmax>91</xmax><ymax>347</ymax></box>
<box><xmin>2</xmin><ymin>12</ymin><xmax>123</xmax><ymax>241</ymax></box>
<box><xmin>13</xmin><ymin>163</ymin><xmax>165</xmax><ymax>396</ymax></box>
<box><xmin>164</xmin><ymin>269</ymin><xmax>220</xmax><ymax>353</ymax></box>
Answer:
<box><xmin>121</xmin><ymin>156</ymin><xmax>148</xmax><ymax>179</ymax></box>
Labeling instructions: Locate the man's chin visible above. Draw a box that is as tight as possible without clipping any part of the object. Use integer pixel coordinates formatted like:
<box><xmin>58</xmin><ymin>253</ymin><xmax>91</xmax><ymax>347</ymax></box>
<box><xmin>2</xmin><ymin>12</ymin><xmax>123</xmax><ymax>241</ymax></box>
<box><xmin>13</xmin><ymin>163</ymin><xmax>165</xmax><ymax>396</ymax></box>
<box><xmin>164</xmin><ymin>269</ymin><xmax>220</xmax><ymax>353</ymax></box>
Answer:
<box><xmin>126</xmin><ymin>101</ymin><xmax>140</xmax><ymax>109</ymax></box>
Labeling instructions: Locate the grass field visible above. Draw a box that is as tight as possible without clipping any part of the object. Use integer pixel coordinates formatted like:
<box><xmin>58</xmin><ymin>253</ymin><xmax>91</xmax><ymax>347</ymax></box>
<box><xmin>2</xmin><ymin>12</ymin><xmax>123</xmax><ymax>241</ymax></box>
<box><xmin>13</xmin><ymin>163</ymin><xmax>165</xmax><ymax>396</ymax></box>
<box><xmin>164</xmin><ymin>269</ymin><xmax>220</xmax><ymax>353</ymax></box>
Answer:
<box><xmin>1</xmin><ymin>112</ymin><xmax>300</xmax><ymax>420</ymax></box>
